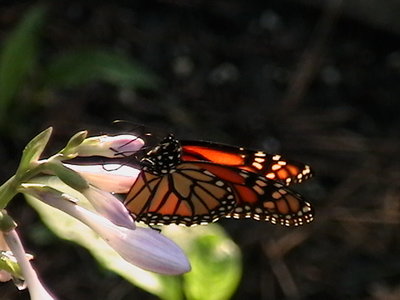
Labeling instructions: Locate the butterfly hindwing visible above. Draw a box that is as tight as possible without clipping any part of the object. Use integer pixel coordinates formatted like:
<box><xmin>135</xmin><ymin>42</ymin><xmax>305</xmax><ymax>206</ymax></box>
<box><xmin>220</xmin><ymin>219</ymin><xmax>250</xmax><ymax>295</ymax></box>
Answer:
<box><xmin>124</xmin><ymin>162</ymin><xmax>236</xmax><ymax>226</ymax></box>
<box><xmin>188</xmin><ymin>162</ymin><xmax>314</xmax><ymax>226</ymax></box>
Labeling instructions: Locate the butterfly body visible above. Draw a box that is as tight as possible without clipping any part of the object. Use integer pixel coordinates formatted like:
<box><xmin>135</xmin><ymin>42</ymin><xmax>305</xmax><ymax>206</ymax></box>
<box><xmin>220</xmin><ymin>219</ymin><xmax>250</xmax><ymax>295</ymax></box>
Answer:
<box><xmin>124</xmin><ymin>134</ymin><xmax>314</xmax><ymax>227</ymax></box>
<box><xmin>140</xmin><ymin>134</ymin><xmax>182</xmax><ymax>175</ymax></box>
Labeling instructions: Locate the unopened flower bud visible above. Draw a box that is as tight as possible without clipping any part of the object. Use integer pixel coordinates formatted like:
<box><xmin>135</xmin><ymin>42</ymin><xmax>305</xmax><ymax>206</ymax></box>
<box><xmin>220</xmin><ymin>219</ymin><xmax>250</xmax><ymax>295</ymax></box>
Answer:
<box><xmin>75</xmin><ymin>135</ymin><xmax>144</xmax><ymax>158</ymax></box>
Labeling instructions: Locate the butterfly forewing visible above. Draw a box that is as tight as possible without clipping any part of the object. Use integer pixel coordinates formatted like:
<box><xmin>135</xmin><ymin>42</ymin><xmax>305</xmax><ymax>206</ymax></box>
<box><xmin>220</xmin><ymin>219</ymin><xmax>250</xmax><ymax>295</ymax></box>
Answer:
<box><xmin>181</xmin><ymin>141</ymin><xmax>313</xmax><ymax>185</ymax></box>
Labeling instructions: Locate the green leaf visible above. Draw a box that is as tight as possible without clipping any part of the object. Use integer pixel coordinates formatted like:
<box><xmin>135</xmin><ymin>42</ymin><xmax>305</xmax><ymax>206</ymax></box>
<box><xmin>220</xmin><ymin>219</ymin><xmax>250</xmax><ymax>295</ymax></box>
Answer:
<box><xmin>44</xmin><ymin>49</ymin><xmax>160</xmax><ymax>90</ymax></box>
<box><xmin>163</xmin><ymin>225</ymin><xmax>242</xmax><ymax>300</ymax></box>
<box><xmin>24</xmin><ymin>176</ymin><xmax>181</xmax><ymax>300</ymax></box>
<box><xmin>0</xmin><ymin>5</ymin><xmax>46</xmax><ymax>121</ymax></box>
<box><xmin>18</xmin><ymin>127</ymin><xmax>52</xmax><ymax>173</ymax></box>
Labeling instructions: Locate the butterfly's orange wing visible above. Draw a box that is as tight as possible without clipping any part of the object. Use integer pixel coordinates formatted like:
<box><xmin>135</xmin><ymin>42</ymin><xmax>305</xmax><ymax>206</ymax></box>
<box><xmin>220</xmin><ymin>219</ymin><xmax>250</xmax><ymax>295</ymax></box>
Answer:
<box><xmin>124</xmin><ymin>162</ymin><xmax>236</xmax><ymax>226</ymax></box>
<box><xmin>125</xmin><ymin>161</ymin><xmax>314</xmax><ymax>227</ymax></box>
<box><xmin>124</xmin><ymin>135</ymin><xmax>314</xmax><ymax>227</ymax></box>
<box><xmin>190</xmin><ymin>162</ymin><xmax>314</xmax><ymax>226</ymax></box>
<box><xmin>181</xmin><ymin>140</ymin><xmax>313</xmax><ymax>185</ymax></box>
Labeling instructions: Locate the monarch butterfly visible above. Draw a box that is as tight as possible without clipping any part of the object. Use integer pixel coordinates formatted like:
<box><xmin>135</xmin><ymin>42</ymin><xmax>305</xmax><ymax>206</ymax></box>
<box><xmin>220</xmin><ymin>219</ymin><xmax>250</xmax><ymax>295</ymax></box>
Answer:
<box><xmin>124</xmin><ymin>134</ymin><xmax>314</xmax><ymax>227</ymax></box>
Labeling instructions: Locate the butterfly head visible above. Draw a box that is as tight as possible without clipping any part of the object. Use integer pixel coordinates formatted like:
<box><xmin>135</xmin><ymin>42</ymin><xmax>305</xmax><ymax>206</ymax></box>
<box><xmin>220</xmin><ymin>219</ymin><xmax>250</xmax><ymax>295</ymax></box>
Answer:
<box><xmin>140</xmin><ymin>134</ymin><xmax>182</xmax><ymax>175</ymax></box>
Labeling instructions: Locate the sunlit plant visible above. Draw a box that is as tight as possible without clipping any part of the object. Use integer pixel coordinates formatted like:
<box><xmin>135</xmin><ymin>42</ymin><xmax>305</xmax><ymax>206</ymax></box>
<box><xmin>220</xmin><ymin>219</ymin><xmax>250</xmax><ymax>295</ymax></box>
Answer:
<box><xmin>0</xmin><ymin>128</ymin><xmax>192</xmax><ymax>299</ymax></box>
<box><xmin>0</xmin><ymin>128</ymin><xmax>242</xmax><ymax>300</ymax></box>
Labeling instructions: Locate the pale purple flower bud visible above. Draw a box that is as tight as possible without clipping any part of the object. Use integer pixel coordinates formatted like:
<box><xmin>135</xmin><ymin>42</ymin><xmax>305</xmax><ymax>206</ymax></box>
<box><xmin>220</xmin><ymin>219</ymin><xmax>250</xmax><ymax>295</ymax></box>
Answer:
<box><xmin>64</xmin><ymin>163</ymin><xmax>139</xmax><ymax>193</ymax></box>
<box><xmin>81</xmin><ymin>186</ymin><xmax>135</xmax><ymax>229</ymax></box>
<box><xmin>76</xmin><ymin>135</ymin><xmax>144</xmax><ymax>158</ymax></box>
<box><xmin>85</xmin><ymin>220</ymin><xmax>191</xmax><ymax>275</ymax></box>
<box><xmin>21</xmin><ymin>185</ymin><xmax>191</xmax><ymax>275</ymax></box>
<box><xmin>3</xmin><ymin>229</ymin><xmax>56</xmax><ymax>300</ymax></box>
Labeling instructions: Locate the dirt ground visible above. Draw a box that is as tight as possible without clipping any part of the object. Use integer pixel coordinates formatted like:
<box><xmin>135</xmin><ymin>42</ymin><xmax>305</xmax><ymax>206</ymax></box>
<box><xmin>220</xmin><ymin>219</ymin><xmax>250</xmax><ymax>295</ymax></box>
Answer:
<box><xmin>1</xmin><ymin>1</ymin><xmax>400</xmax><ymax>299</ymax></box>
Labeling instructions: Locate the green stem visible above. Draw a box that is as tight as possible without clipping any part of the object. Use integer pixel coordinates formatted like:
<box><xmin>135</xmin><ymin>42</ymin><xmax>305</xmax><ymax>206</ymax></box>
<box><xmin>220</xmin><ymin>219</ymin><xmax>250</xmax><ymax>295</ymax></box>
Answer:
<box><xmin>0</xmin><ymin>140</ymin><xmax>81</xmax><ymax>209</ymax></box>
<box><xmin>0</xmin><ymin>161</ymin><xmax>49</xmax><ymax>209</ymax></box>
<box><xmin>0</xmin><ymin>176</ymin><xmax>18</xmax><ymax>209</ymax></box>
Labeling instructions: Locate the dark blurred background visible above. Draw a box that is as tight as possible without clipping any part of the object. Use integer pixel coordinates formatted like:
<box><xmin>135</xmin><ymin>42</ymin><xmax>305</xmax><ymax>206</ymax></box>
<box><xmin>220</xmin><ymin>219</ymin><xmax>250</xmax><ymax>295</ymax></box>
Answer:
<box><xmin>1</xmin><ymin>1</ymin><xmax>400</xmax><ymax>299</ymax></box>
